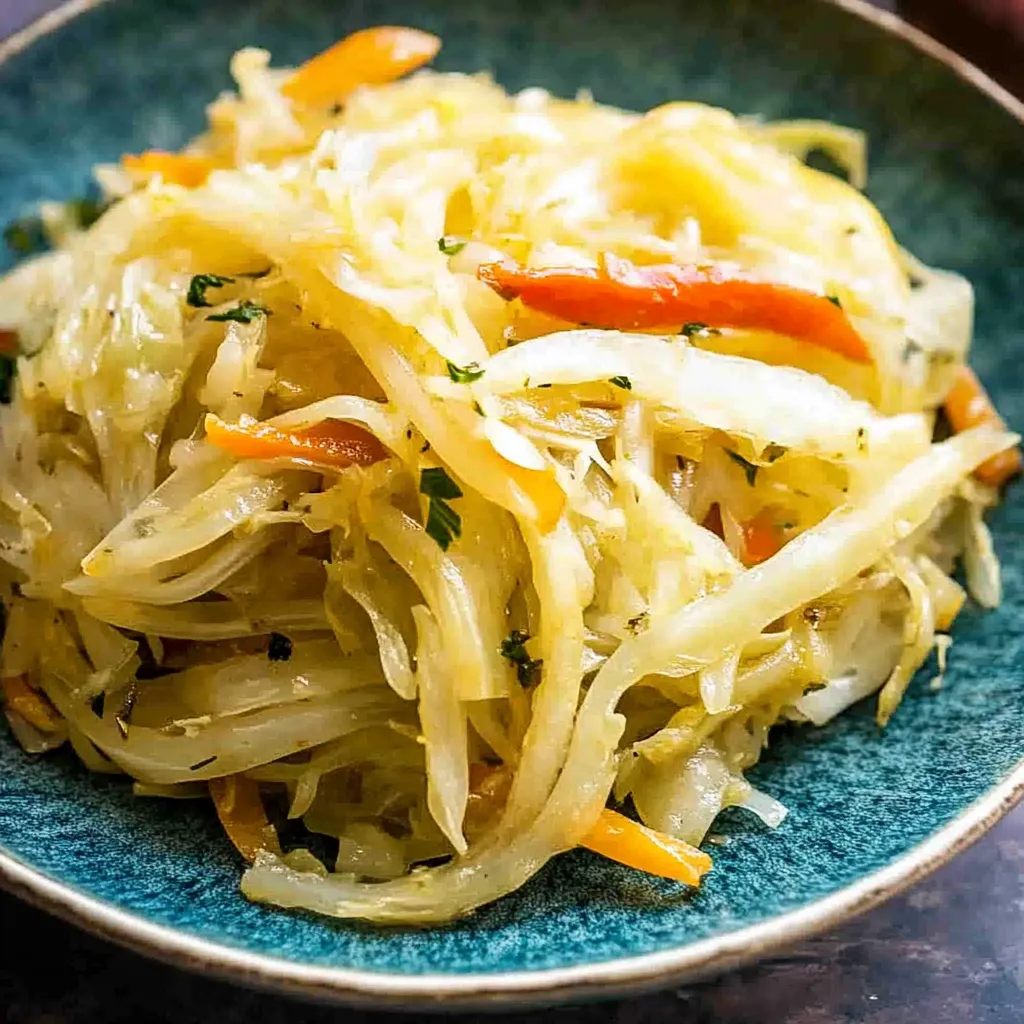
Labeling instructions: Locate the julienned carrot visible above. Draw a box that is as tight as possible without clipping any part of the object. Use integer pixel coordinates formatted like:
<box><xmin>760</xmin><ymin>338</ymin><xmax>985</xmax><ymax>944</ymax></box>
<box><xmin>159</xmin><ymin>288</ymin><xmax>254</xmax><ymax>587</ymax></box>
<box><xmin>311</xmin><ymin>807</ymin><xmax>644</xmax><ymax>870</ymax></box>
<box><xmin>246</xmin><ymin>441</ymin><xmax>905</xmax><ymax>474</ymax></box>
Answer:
<box><xmin>741</xmin><ymin>509</ymin><xmax>785</xmax><ymax>566</ymax></box>
<box><xmin>209</xmin><ymin>775</ymin><xmax>282</xmax><ymax>863</ymax></box>
<box><xmin>205</xmin><ymin>413</ymin><xmax>388</xmax><ymax>470</ymax></box>
<box><xmin>478</xmin><ymin>254</ymin><xmax>871</xmax><ymax>364</ymax></box>
<box><xmin>0</xmin><ymin>329</ymin><xmax>18</xmax><ymax>357</ymax></box>
<box><xmin>503</xmin><ymin>457</ymin><xmax>566</xmax><ymax>533</ymax></box>
<box><xmin>282</xmin><ymin>26</ymin><xmax>441</xmax><ymax>107</ymax></box>
<box><xmin>943</xmin><ymin>366</ymin><xmax>1021</xmax><ymax>487</ymax></box>
<box><xmin>122</xmin><ymin>151</ymin><xmax>216</xmax><ymax>188</ymax></box>
<box><xmin>580</xmin><ymin>808</ymin><xmax>713</xmax><ymax>886</ymax></box>
<box><xmin>1</xmin><ymin>676</ymin><xmax>61</xmax><ymax>733</ymax></box>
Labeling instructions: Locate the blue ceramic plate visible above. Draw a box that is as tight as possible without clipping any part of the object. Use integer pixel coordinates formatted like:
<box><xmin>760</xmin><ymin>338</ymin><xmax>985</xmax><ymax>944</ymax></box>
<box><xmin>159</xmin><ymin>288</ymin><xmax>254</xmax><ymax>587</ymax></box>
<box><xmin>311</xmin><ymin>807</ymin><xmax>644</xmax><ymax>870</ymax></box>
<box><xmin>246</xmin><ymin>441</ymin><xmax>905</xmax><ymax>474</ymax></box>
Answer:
<box><xmin>1</xmin><ymin>0</ymin><xmax>1023</xmax><ymax>1009</ymax></box>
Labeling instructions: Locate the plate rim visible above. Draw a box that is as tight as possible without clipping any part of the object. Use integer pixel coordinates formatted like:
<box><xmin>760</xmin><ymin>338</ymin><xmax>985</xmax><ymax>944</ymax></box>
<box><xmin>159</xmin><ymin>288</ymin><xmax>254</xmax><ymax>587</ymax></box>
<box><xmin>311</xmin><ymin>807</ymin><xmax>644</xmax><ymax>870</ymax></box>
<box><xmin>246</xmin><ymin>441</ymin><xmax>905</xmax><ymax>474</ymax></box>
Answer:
<box><xmin>1</xmin><ymin>0</ymin><xmax>1023</xmax><ymax>1009</ymax></box>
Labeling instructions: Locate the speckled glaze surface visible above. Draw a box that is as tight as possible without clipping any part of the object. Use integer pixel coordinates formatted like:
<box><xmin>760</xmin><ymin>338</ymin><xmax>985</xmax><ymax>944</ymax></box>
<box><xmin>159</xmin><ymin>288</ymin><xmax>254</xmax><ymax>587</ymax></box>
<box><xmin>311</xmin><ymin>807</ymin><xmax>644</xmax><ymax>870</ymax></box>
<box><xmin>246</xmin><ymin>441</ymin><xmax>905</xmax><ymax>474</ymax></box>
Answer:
<box><xmin>1</xmin><ymin>0</ymin><xmax>1024</xmax><ymax>1008</ymax></box>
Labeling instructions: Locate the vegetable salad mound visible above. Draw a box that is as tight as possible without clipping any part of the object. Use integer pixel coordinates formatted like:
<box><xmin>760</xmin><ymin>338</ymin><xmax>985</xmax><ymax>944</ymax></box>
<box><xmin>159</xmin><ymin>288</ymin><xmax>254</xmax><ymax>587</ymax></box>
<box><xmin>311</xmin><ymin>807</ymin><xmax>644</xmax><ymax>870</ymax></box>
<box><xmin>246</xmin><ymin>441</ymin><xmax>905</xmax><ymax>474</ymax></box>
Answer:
<box><xmin>0</xmin><ymin>26</ymin><xmax>1017</xmax><ymax>924</ymax></box>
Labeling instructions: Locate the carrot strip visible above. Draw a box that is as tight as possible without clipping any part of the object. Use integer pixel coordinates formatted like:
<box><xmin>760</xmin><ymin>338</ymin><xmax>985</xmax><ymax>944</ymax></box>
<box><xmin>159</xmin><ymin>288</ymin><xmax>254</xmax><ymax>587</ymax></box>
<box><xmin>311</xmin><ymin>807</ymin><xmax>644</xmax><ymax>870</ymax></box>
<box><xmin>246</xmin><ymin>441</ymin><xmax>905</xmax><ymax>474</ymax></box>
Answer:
<box><xmin>580</xmin><ymin>808</ymin><xmax>713</xmax><ymax>886</ymax></box>
<box><xmin>943</xmin><ymin>366</ymin><xmax>1021</xmax><ymax>487</ymax></box>
<box><xmin>741</xmin><ymin>509</ymin><xmax>785</xmax><ymax>566</ymax></box>
<box><xmin>1</xmin><ymin>676</ymin><xmax>62</xmax><ymax>733</ymax></box>
<box><xmin>282</xmin><ymin>26</ymin><xmax>441</xmax><ymax>107</ymax></box>
<box><xmin>478</xmin><ymin>254</ymin><xmax>871</xmax><ymax>364</ymax></box>
<box><xmin>0</xmin><ymin>329</ymin><xmax>19</xmax><ymax>357</ymax></box>
<box><xmin>465</xmin><ymin>763</ymin><xmax>512</xmax><ymax>832</ymax></box>
<box><xmin>122</xmin><ymin>151</ymin><xmax>216</xmax><ymax>188</ymax></box>
<box><xmin>209</xmin><ymin>775</ymin><xmax>282</xmax><ymax>863</ymax></box>
<box><xmin>503</xmin><ymin>457</ymin><xmax>566</xmax><ymax>533</ymax></box>
<box><xmin>205</xmin><ymin>413</ymin><xmax>388</xmax><ymax>470</ymax></box>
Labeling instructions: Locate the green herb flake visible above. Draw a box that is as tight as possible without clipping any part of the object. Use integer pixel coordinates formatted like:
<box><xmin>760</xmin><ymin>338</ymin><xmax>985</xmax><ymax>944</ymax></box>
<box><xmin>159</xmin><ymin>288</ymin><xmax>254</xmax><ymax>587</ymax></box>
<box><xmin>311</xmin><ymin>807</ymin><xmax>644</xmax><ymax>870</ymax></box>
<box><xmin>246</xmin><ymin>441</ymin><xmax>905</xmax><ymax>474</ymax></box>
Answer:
<box><xmin>3</xmin><ymin>217</ymin><xmax>45</xmax><ymax>256</ymax></box>
<box><xmin>268</xmin><ymin>632</ymin><xmax>293</xmax><ymax>662</ymax></box>
<box><xmin>114</xmin><ymin>681</ymin><xmax>138</xmax><ymax>739</ymax></box>
<box><xmin>189</xmin><ymin>755</ymin><xmax>218</xmax><ymax>772</ymax></box>
<box><xmin>188</xmin><ymin>273</ymin><xmax>235</xmax><ymax>308</ymax></box>
<box><xmin>70</xmin><ymin>197</ymin><xmax>109</xmax><ymax>230</ymax></box>
<box><xmin>609</xmin><ymin>375</ymin><xmax>632</xmax><ymax>391</ymax></box>
<box><xmin>626</xmin><ymin>611</ymin><xmax>650</xmax><ymax>636</ymax></box>
<box><xmin>499</xmin><ymin>629</ymin><xmax>543</xmax><ymax>686</ymax></box>
<box><xmin>726</xmin><ymin>449</ymin><xmax>759</xmax><ymax>487</ymax></box>
<box><xmin>420</xmin><ymin>467</ymin><xmax>463</xmax><ymax>550</ymax></box>
<box><xmin>680</xmin><ymin>322</ymin><xmax>721</xmax><ymax>338</ymax></box>
<box><xmin>446</xmin><ymin>360</ymin><xmax>485</xmax><ymax>384</ymax></box>
<box><xmin>132</xmin><ymin>516</ymin><xmax>156</xmax><ymax>539</ymax></box>
<box><xmin>206</xmin><ymin>299</ymin><xmax>271</xmax><ymax>323</ymax></box>
<box><xmin>472</xmin><ymin>401</ymin><xmax>485</xmax><ymax>416</ymax></box>
<box><xmin>438</xmin><ymin>236</ymin><xmax>468</xmax><ymax>257</ymax></box>
<box><xmin>0</xmin><ymin>356</ymin><xmax>15</xmax><ymax>405</ymax></box>
<box><xmin>825</xmin><ymin>294</ymin><xmax>843</xmax><ymax>309</ymax></box>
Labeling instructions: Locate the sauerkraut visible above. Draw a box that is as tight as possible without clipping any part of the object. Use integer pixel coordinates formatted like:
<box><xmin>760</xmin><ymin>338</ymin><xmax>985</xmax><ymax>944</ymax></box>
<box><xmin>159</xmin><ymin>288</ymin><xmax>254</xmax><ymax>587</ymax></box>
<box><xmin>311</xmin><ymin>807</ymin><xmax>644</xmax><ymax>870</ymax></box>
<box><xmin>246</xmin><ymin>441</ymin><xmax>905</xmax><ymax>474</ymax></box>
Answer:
<box><xmin>0</xmin><ymin>26</ymin><xmax>1017</xmax><ymax>924</ymax></box>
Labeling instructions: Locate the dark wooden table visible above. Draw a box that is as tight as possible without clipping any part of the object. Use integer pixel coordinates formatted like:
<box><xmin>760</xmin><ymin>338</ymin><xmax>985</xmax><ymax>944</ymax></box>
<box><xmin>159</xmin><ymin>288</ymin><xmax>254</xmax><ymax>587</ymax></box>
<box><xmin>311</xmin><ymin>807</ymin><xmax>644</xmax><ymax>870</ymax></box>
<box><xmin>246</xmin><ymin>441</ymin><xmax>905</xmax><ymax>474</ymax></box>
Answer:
<box><xmin>1</xmin><ymin>1</ymin><xmax>1023</xmax><ymax>1021</ymax></box>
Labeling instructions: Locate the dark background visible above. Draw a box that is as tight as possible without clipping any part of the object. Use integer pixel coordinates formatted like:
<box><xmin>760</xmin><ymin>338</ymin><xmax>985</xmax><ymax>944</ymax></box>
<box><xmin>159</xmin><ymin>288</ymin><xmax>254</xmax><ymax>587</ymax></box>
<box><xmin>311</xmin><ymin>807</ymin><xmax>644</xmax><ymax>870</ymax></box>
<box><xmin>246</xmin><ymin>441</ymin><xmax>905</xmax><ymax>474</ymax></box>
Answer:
<box><xmin>1</xmin><ymin>1</ymin><xmax>1024</xmax><ymax>1021</ymax></box>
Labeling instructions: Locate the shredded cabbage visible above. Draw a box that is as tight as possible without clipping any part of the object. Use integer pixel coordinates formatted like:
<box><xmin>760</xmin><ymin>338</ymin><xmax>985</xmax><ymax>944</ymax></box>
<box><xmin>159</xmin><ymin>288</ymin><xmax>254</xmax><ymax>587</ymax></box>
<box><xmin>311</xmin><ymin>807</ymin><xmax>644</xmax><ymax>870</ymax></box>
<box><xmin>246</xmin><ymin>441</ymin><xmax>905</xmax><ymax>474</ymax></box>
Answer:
<box><xmin>0</xmin><ymin>32</ymin><xmax>1016</xmax><ymax>925</ymax></box>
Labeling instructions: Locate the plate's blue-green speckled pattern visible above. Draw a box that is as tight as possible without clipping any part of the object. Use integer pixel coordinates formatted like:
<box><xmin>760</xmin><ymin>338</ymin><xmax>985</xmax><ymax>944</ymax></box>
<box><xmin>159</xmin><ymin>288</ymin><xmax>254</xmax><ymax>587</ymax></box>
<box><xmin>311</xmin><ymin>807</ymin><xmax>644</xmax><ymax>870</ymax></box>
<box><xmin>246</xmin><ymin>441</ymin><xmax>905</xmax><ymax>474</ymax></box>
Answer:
<box><xmin>1</xmin><ymin>0</ymin><xmax>1023</xmax><ymax>980</ymax></box>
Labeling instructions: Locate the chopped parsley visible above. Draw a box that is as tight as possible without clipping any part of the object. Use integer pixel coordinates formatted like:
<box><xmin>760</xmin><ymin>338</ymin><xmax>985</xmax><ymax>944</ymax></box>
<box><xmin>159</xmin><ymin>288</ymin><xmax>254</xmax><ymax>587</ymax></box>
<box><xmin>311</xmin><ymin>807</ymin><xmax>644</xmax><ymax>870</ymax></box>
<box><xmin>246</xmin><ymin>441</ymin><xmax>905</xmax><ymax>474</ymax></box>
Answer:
<box><xmin>446</xmin><ymin>360</ymin><xmax>485</xmax><ymax>384</ymax></box>
<box><xmin>825</xmin><ymin>294</ymin><xmax>843</xmax><ymax>309</ymax></box>
<box><xmin>132</xmin><ymin>516</ymin><xmax>156</xmax><ymax>539</ymax></box>
<box><xmin>3</xmin><ymin>217</ymin><xmax>45</xmax><ymax>256</ymax></box>
<box><xmin>500</xmin><ymin>629</ymin><xmax>543</xmax><ymax>686</ymax></box>
<box><xmin>420</xmin><ymin>467</ymin><xmax>463</xmax><ymax>551</ymax></box>
<box><xmin>187</xmin><ymin>273</ymin><xmax>235</xmax><ymax>307</ymax></box>
<box><xmin>680</xmin><ymin>322</ymin><xmax>720</xmax><ymax>338</ymax></box>
<box><xmin>609</xmin><ymin>375</ymin><xmax>632</xmax><ymax>390</ymax></box>
<box><xmin>438</xmin><ymin>236</ymin><xmax>468</xmax><ymax>257</ymax></box>
<box><xmin>626</xmin><ymin>611</ymin><xmax>650</xmax><ymax>635</ymax></box>
<box><xmin>4</xmin><ymin>195</ymin><xmax>110</xmax><ymax>256</ymax></box>
<box><xmin>207</xmin><ymin>300</ymin><xmax>271</xmax><ymax>323</ymax></box>
<box><xmin>0</xmin><ymin>356</ymin><xmax>15</xmax><ymax>405</ymax></box>
<box><xmin>114</xmin><ymin>681</ymin><xmax>138</xmax><ymax>739</ymax></box>
<box><xmin>69</xmin><ymin>196</ymin><xmax>109</xmax><ymax>230</ymax></box>
<box><xmin>901</xmin><ymin>338</ymin><xmax>924</xmax><ymax>363</ymax></box>
<box><xmin>726</xmin><ymin>449</ymin><xmax>759</xmax><ymax>487</ymax></box>
<box><xmin>189</xmin><ymin>755</ymin><xmax>218</xmax><ymax>771</ymax></box>
<box><xmin>268</xmin><ymin>632</ymin><xmax>293</xmax><ymax>662</ymax></box>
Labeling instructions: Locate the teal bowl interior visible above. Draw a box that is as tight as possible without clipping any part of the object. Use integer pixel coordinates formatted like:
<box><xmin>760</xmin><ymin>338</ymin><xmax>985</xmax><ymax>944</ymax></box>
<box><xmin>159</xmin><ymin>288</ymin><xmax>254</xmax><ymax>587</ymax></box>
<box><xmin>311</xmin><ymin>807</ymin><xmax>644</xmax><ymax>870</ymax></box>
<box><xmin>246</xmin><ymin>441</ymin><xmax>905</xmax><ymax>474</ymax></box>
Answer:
<box><xmin>1</xmin><ymin>0</ymin><xmax>1024</xmax><ymax>998</ymax></box>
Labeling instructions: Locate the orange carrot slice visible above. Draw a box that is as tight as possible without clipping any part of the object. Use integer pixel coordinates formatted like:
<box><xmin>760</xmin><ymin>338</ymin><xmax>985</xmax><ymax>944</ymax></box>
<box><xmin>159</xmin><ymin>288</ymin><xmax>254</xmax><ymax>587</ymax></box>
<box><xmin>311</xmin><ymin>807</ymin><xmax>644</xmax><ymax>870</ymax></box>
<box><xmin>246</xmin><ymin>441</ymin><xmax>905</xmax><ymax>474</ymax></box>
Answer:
<box><xmin>209</xmin><ymin>775</ymin><xmax>282</xmax><ymax>862</ymax></box>
<box><xmin>503</xmin><ymin>457</ymin><xmax>566</xmax><ymax>533</ymax></box>
<box><xmin>205</xmin><ymin>413</ymin><xmax>389</xmax><ymax>470</ymax></box>
<box><xmin>282</xmin><ymin>26</ymin><xmax>441</xmax><ymax>107</ymax></box>
<box><xmin>741</xmin><ymin>509</ymin><xmax>785</xmax><ymax>566</ymax></box>
<box><xmin>122</xmin><ymin>151</ymin><xmax>216</xmax><ymax>188</ymax></box>
<box><xmin>479</xmin><ymin>254</ymin><xmax>871</xmax><ymax>364</ymax></box>
<box><xmin>0</xmin><ymin>329</ymin><xmax>19</xmax><ymax>357</ymax></box>
<box><xmin>580</xmin><ymin>808</ymin><xmax>713</xmax><ymax>886</ymax></box>
<box><xmin>943</xmin><ymin>366</ymin><xmax>1021</xmax><ymax>487</ymax></box>
<box><xmin>1</xmin><ymin>676</ymin><xmax>61</xmax><ymax>733</ymax></box>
